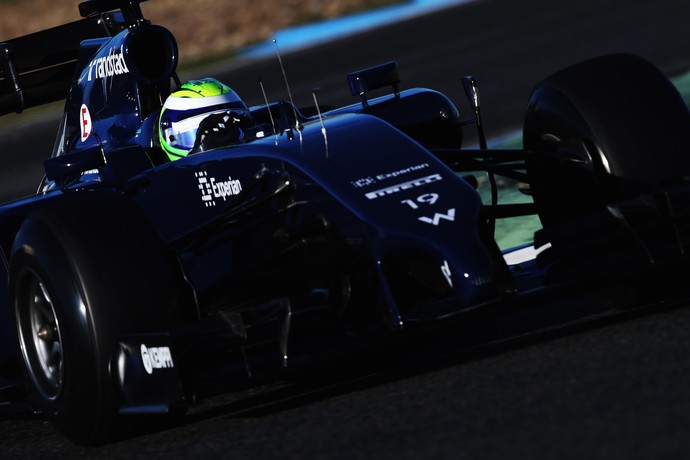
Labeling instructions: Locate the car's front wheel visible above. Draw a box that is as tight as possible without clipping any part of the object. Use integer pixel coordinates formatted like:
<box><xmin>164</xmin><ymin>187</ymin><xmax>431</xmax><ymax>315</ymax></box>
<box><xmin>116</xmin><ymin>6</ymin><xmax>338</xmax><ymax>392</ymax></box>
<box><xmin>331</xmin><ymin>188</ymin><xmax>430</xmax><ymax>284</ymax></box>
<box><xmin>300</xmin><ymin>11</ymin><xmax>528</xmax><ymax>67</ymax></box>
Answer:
<box><xmin>10</xmin><ymin>194</ymin><xmax>186</xmax><ymax>444</ymax></box>
<box><xmin>15</xmin><ymin>268</ymin><xmax>63</xmax><ymax>403</ymax></box>
<box><xmin>524</xmin><ymin>53</ymin><xmax>690</xmax><ymax>227</ymax></box>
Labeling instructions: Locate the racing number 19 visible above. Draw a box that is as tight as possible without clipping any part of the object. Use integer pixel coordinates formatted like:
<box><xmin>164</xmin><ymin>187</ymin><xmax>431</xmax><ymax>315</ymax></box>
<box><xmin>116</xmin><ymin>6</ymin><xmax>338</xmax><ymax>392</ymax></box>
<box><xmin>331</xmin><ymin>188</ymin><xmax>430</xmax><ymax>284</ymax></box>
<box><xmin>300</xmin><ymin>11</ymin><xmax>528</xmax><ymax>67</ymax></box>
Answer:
<box><xmin>401</xmin><ymin>193</ymin><xmax>440</xmax><ymax>209</ymax></box>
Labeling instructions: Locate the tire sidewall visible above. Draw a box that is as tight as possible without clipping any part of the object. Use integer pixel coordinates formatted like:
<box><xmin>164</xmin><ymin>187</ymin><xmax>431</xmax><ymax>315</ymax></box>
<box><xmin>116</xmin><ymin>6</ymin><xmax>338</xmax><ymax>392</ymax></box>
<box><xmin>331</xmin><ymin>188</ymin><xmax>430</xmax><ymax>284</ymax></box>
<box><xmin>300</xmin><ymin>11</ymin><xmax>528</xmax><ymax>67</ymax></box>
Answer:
<box><xmin>10</xmin><ymin>215</ymin><xmax>113</xmax><ymax>443</ymax></box>
<box><xmin>9</xmin><ymin>194</ymin><xmax>185</xmax><ymax>444</ymax></box>
<box><xmin>524</xmin><ymin>53</ymin><xmax>690</xmax><ymax>226</ymax></box>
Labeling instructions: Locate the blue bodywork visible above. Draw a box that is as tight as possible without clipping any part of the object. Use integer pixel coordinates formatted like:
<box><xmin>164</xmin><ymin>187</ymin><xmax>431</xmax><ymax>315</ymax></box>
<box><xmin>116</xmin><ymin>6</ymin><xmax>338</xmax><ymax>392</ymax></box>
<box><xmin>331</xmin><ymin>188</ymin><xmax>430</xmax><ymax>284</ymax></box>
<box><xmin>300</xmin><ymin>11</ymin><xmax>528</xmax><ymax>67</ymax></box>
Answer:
<box><xmin>0</xmin><ymin>16</ymin><xmax>511</xmax><ymax>376</ymax></box>
<box><xmin>5</xmin><ymin>3</ymin><xmax>690</xmax><ymax>442</ymax></box>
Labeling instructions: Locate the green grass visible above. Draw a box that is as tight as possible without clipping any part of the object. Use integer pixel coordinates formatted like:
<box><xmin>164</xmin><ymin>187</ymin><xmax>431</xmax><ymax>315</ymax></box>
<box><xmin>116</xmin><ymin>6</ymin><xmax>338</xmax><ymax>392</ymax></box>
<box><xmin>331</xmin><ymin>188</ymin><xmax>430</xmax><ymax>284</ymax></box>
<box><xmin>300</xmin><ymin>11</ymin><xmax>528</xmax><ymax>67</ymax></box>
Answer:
<box><xmin>470</xmin><ymin>168</ymin><xmax>541</xmax><ymax>251</ymax></box>
<box><xmin>673</xmin><ymin>72</ymin><xmax>690</xmax><ymax>102</ymax></box>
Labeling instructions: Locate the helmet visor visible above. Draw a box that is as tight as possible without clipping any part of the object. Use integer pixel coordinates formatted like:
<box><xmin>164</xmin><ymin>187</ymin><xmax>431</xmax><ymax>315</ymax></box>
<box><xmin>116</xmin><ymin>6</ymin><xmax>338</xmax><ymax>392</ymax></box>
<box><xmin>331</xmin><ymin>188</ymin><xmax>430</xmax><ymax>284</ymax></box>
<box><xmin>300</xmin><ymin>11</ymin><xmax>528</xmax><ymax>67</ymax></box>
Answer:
<box><xmin>161</xmin><ymin>99</ymin><xmax>250</xmax><ymax>153</ymax></box>
<box><xmin>161</xmin><ymin>112</ymin><xmax>212</xmax><ymax>151</ymax></box>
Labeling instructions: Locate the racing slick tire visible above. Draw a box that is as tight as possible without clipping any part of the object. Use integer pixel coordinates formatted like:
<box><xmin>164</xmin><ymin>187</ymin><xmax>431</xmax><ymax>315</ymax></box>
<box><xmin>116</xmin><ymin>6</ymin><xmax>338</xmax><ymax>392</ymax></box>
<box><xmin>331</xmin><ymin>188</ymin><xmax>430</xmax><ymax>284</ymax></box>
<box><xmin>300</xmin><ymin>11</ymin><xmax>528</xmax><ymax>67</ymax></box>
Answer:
<box><xmin>9</xmin><ymin>194</ymin><xmax>186</xmax><ymax>445</ymax></box>
<box><xmin>524</xmin><ymin>53</ymin><xmax>690</xmax><ymax>227</ymax></box>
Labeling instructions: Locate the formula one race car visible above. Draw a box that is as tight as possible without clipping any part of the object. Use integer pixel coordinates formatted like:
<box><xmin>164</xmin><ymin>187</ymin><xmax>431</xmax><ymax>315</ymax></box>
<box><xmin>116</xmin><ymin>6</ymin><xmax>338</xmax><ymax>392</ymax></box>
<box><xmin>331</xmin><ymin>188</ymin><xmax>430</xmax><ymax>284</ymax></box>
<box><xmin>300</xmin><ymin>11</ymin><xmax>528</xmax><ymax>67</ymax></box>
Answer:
<box><xmin>1</xmin><ymin>0</ymin><xmax>690</xmax><ymax>445</ymax></box>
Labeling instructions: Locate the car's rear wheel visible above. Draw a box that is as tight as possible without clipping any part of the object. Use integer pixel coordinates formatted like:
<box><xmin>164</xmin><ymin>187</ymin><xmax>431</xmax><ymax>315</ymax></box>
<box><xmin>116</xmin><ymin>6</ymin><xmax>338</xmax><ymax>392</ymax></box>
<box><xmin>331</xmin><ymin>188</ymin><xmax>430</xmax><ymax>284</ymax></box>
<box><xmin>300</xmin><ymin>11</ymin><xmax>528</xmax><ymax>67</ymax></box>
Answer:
<box><xmin>10</xmin><ymin>194</ymin><xmax>187</xmax><ymax>445</ymax></box>
<box><xmin>524</xmin><ymin>53</ymin><xmax>690</xmax><ymax>227</ymax></box>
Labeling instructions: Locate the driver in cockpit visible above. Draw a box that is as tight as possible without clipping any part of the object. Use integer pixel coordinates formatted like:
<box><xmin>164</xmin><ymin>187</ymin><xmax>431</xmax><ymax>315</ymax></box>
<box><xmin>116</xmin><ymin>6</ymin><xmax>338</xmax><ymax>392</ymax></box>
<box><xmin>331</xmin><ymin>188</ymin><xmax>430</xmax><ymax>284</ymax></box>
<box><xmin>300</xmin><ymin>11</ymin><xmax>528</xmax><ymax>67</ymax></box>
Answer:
<box><xmin>157</xmin><ymin>77</ymin><xmax>254</xmax><ymax>160</ymax></box>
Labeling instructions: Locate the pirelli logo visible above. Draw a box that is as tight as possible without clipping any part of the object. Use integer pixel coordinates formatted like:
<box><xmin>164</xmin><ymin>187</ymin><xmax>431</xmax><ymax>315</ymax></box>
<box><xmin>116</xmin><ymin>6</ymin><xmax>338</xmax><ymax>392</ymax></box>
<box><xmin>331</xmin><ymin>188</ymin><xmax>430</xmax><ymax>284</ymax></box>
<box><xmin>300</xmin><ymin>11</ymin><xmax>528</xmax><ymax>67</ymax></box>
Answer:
<box><xmin>365</xmin><ymin>174</ymin><xmax>442</xmax><ymax>200</ymax></box>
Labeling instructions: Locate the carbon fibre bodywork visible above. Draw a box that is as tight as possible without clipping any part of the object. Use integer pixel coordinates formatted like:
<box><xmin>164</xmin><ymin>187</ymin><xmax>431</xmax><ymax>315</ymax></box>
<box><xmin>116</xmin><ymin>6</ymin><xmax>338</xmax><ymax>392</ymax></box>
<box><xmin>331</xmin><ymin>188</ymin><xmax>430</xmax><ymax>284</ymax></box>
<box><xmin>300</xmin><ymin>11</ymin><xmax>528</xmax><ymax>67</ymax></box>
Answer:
<box><xmin>1</xmin><ymin>0</ymin><xmax>690</xmax><ymax>444</ymax></box>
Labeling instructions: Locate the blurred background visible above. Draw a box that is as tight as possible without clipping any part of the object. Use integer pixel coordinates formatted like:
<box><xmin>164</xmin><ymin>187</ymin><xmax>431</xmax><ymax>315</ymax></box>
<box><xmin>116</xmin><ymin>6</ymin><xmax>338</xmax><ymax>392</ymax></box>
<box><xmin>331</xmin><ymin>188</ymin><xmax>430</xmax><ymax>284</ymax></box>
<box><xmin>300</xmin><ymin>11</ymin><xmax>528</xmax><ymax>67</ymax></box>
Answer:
<box><xmin>0</xmin><ymin>0</ymin><xmax>403</xmax><ymax>64</ymax></box>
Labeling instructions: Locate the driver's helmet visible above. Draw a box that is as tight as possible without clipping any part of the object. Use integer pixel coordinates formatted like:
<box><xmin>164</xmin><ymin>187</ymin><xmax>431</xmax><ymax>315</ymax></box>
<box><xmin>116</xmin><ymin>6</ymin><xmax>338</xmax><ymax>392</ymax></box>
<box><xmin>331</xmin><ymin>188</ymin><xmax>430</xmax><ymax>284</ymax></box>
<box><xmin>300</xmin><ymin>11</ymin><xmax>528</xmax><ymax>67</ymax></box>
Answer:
<box><xmin>158</xmin><ymin>77</ymin><xmax>250</xmax><ymax>160</ymax></box>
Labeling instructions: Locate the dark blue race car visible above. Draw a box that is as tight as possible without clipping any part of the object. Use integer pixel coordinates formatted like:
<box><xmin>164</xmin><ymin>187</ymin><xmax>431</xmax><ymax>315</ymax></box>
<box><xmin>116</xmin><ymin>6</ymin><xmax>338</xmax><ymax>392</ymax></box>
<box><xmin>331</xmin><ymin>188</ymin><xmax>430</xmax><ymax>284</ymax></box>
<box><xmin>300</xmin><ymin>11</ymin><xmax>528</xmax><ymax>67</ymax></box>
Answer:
<box><xmin>1</xmin><ymin>0</ymin><xmax>690</xmax><ymax>445</ymax></box>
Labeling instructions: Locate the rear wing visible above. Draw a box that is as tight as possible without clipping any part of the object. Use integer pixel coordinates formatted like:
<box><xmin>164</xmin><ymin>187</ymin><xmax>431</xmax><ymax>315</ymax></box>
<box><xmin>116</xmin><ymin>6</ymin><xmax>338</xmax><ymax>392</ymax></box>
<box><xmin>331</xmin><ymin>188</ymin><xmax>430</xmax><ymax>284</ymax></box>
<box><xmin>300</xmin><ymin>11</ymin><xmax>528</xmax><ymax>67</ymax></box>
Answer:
<box><xmin>0</xmin><ymin>8</ymin><xmax>129</xmax><ymax>116</ymax></box>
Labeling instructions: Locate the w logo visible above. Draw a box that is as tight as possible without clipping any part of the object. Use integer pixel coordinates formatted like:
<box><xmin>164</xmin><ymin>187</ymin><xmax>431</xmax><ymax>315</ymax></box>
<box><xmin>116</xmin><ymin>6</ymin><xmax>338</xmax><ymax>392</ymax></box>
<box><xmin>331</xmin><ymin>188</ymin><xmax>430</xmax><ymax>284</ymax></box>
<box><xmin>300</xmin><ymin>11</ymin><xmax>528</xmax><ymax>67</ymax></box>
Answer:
<box><xmin>418</xmin><ymin>208</ymin><xmax>456</xmax><ymax>226</ymax></box>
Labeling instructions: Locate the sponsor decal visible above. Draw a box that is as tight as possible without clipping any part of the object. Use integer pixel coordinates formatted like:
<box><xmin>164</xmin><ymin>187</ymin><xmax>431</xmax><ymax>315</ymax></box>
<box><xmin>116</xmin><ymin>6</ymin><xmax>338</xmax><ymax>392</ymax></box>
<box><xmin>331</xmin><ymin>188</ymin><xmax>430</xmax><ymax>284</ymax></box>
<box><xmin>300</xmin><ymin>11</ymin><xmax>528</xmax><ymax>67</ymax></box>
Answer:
<box><xmin>196</xmin><ymin>170</ymin><xmax>243</xmax><ymax>207</ymax></box>
<box><xmin>140</xmin><ymin>344</ymin><xmax>174</xmax><ymax>375</ymax></box>
<box><xmin>87</xmin><ymin>45</ymin><xmax>129</xmax><ymax>82</ymax></box>
<box><xmin>365</xmin><ymin>174</ymin><xmax>442</xmax><ymax>200</ymax></box>
<box><xmin>196</xmin><ymin>171</ymin><xmax>213</xmax><ymax>207</ymax></box>
<box><xmin>351</xmin><ymin>176</ymin><xmax>376</xmax><ymax>189</ymax></box>
<box><xmin>351</xmin><ymin>163</ymin><xmax>430</xmax><ymax>188</ymax></box>
<box><xmin>375</xmin><ymin>163</ymin><xmax>430</xmax><ymax>181</ymax></box>
<box><xmin>79</xmin><ymin>168</ymin><xmax>101</xmax><ymax>181</ymax></box>
<box><xmin>418</xmin><ymin>208</ymin><xmax>456</xmax><ymax>226</ymax></box>
<box><xmin>80</xmin><ymin>104</ymin><xmax>92</xmax><ymax>142</ymax></box>
<box><xmin>441</xmin><ymin>260</ymin><xmax>453</xmax><ymax>288</ymax></box>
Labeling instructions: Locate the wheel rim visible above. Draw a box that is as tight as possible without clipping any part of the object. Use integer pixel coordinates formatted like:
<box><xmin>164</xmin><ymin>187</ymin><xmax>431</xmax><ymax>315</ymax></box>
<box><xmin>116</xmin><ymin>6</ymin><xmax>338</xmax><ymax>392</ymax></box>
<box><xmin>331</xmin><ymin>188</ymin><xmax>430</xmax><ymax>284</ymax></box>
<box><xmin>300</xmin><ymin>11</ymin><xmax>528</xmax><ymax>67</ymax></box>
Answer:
<box><xmin>16</xmin><ymin>269</ymin><xmax>64</xmax><ymax>401</ymax></box>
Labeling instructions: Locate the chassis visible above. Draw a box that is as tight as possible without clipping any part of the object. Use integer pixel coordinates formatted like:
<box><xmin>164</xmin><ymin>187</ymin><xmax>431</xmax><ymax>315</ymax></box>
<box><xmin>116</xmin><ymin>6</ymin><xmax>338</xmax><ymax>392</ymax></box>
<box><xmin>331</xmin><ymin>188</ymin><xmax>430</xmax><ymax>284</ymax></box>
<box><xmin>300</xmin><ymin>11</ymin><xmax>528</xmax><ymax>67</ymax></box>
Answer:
<box><xmin>1</xmin><ymin>0</ymin><xmax>690</xmax><ymax>444</ymax></box>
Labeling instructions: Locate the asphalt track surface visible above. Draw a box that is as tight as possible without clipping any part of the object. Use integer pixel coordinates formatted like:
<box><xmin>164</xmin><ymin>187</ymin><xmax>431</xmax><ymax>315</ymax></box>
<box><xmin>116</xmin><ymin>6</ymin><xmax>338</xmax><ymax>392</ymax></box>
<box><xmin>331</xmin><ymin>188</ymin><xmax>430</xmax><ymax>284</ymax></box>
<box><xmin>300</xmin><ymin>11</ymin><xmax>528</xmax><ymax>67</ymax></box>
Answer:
<box><xmin>2</xmin><ymin>0</ymin><xmax>690</xmax><ymax>458</ymax></box>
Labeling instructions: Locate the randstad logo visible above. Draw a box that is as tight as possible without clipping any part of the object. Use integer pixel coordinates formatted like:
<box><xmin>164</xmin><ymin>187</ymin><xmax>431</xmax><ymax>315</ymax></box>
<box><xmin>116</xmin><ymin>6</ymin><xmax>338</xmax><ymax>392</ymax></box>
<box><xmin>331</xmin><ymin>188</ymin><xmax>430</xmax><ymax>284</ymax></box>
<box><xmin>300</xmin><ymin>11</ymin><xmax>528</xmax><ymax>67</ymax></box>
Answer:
<box><xmin>87</xmin><ymin>45</ymin><xmax>129</xmax><ymax>82</ymax></box>
<box><xmin>196</xmin><ymin>170</ymin><xmax>242</xmax><ymax>207</ymax></box>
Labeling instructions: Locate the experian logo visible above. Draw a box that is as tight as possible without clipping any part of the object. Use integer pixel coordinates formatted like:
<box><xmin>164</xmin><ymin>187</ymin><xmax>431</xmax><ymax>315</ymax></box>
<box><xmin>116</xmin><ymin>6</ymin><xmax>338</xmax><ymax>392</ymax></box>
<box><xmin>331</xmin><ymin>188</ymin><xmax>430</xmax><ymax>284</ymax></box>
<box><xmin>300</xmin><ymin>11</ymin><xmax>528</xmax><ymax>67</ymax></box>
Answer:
<box><xmin>196</xmin><ymin>170</ymin><xmax>243</xmax><ymax>207</ymax></box>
